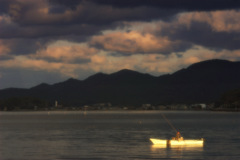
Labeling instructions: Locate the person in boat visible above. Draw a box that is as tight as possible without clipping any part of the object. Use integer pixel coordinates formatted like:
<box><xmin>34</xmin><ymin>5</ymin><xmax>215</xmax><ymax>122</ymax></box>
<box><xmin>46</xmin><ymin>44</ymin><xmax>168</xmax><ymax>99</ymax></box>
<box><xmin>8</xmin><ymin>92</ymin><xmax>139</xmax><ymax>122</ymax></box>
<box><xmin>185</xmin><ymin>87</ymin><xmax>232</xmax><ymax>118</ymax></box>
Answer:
<box><xmin>172</xmin><ymin>131</ymin><xmax>183</xmax><ymax>140</ymax></box>
<box><xmin>176</xmin><ymin>131</ymin><xmax>181</xmax><ymax>139</ymax></box>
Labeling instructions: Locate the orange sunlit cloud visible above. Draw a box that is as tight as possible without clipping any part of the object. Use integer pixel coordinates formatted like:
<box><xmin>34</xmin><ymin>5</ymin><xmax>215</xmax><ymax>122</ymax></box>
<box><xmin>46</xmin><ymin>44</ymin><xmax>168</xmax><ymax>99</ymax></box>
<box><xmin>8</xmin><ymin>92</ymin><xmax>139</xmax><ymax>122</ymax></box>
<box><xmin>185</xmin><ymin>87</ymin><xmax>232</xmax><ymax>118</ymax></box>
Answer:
<box><xmin>0</xmin><ymin>41</ymin><xmax>10</xmax><ymax>55</ymax></box>
<box><xmin>90</xmin><ymin>31</ymin><xmax>176</xmax><ymax>54</ymax></box>
<box><xmin>34</xmin><ymin>42</ymin><xmax>98</xmax><ymax>62</ymax></box>
<box><xmin>1</xmin><ymin>44</ymin><xmax>240</xmax><ymax>80</ymax></box>
<box><xmin>0</xmin><ymin>55</ymin><xmax>80</xmax><ymax>77</ymax></box>
<box><xmin>177</xmin><ymin>10</ymin><xmax>240</xmax><ymax>32</ymax></box>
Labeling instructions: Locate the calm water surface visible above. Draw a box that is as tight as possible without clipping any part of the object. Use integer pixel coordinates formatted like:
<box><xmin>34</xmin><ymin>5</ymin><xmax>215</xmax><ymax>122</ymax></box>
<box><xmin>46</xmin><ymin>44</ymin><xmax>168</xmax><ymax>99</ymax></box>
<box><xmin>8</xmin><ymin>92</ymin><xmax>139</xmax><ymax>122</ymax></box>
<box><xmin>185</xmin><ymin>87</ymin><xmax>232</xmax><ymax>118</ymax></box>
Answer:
<box><xmin>0</xmin><ymin>111</ymin><xmax>240</xmax><ymax>160</ymax></box>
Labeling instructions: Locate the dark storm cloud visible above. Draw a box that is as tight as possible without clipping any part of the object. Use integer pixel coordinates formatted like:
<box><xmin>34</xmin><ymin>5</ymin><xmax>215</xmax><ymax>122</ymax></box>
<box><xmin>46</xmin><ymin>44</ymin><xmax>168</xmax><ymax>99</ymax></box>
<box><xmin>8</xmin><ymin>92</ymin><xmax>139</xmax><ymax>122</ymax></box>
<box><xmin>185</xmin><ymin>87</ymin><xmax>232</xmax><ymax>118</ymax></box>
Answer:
<box><xmin>49</xmin><ymin>0</ymin><xmax>240</xmax><ymax>11</ymax></box>
<box><xmin>46</xmin><ymin>0</ymin><xmax>240</xmax><ymax>25</ymax></box>
<box><xmin>0</xmin><ymin>13</ymin><xmax>108</xmax><ymax>55</ymax></box>
<box><xmin>3</xmin><ymin>38</ymin><xmax>49</xmax><ymax>55</ymax></box>
<box><xmin>91</xmin><ymin>0</ymin><xmax>240</xmax><ymax>10</ymax></box>
<box><xmin>1</xmin><ymin>0</ymin><xmax>240</xmax><ymax>56</ymax></box>
<box><xmin>0</xmin><ymin>20</ymin><xmax>105</xmax><ymax>39</ymax></box>
<box><xmin>0</xmin><ymin>54</ymin><xmax>14</xmax><ymax>61</ymax></box>
<box><xmin>0</xmin><ymin>0</ymin><xmax>12</xmax><ymax>14</ymax></box>
<box><xmin>48</xmin><ymin>0</ymin><xmax>81</xmax><ymax>10</ymax></box>
<box><xmin>33</xmin><ymin>56</ymin><xmax>91</xmax><ymax>64</ymax></box>
<box><xmin>0</xmin><ymin>0</ymin><xmax>177</xmax><ymax>56</ymax></box>
<box><xmin>6</xmin><ymin>0</ymin><xmax>240</xmax><ymax>28</ymax></box>
<box><xmin>1</xmin><ymin>0</ymin><xmax>239</xmax><ymax>40</ymax></box>
<box><xmin>1</xmin><ymin>0</ymin><xmax>240</xmax><ymax>27</ymax></box>
<box><xmin>48</xmin><ymin>5</ymin><xmax>66</xmax><ymax>14</ymax></box>
<box><xmin>5</xmin><ymin>1</ymin><xmax>178</xmax><ymax>26</ymax></box>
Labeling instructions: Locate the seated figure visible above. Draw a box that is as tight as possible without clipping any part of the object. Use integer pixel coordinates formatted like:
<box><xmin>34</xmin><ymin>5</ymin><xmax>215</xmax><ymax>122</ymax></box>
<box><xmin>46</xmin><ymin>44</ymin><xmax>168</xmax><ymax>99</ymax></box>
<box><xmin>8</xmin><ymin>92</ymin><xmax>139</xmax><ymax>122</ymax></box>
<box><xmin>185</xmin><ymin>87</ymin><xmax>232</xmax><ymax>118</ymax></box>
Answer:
<box><xmin>172</xmin><ymin>131</ymin><xmax>183</xmax><ymax>141</ymax></box>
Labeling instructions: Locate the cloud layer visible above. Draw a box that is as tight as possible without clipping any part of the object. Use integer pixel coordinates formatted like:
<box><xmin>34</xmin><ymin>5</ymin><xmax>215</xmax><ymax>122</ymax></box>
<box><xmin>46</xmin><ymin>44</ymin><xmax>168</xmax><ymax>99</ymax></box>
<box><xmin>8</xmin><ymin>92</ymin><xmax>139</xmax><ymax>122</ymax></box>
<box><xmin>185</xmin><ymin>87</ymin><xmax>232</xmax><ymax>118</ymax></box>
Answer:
<box><xmin>1</xmin><ymin>0</ymin><xmax>240</xmax><ymax>88</ymax></box>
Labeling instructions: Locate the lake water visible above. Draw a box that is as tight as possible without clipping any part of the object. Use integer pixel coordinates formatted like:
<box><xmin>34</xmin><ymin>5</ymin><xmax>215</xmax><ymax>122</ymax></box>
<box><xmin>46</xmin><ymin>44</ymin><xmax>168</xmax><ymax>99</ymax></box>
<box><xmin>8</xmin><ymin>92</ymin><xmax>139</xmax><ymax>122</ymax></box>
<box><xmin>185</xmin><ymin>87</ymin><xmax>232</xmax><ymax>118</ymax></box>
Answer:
<box><xmin>0</xmin><ymin>111</ymin><xmax>240</xmax><ymax>160</ymax></box>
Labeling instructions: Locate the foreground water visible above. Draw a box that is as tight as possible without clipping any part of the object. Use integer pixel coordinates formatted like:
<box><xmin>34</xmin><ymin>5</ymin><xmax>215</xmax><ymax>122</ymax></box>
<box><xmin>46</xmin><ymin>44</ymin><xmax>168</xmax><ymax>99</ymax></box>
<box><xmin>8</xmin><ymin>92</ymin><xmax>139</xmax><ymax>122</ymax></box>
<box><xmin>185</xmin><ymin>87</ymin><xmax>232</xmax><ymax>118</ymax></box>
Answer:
<box><xmin>0</xmin><ymin>111</ymin><xmax>239</xmax><ymax>160</ymax></box>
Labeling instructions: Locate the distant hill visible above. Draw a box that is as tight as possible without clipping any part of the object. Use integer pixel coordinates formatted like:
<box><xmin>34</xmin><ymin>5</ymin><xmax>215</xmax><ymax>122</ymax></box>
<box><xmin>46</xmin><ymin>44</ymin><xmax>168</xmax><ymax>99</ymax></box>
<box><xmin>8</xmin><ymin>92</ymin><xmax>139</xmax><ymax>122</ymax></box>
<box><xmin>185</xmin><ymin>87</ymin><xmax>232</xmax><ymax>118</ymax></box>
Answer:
<box><xmin>215</xmin><ymin>88</ymin><xmax>240</xmax><ymax>109</ymax></box>
<box><xmin>1</xmin><ymin>59</ymin><xmax>240</xmax><ymax>106</ymax></box>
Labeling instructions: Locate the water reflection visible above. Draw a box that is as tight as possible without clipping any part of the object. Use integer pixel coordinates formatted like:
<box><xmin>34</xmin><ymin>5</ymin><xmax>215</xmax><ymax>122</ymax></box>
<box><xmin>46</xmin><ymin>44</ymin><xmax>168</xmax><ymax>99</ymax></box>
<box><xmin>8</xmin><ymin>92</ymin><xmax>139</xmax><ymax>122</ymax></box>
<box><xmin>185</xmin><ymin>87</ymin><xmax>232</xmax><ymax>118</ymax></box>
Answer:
<box><xmin>0</xmin><ymin>111</ymin><xmax>239</xmax><ymax>160</ymax></box>
<box><xmin>151</xmin><ymin>144</ymin><xmax>204</xmax><ymax>159</ymax></box>
<box><xmin>151</xmin><ymin>144</ymin><xmax>203</xmax><ymax>151</ymax></box>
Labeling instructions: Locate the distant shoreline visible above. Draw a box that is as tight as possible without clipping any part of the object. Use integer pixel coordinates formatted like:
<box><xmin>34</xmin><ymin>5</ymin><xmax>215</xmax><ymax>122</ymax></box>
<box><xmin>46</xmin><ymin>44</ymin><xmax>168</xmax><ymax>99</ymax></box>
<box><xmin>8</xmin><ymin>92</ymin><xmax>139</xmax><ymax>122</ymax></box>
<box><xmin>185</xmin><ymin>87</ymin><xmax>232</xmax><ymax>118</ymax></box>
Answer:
<box><xmin>1</xmin><ymin>108</ymin><xmax>239</xmax><ymax>112</ymax></box>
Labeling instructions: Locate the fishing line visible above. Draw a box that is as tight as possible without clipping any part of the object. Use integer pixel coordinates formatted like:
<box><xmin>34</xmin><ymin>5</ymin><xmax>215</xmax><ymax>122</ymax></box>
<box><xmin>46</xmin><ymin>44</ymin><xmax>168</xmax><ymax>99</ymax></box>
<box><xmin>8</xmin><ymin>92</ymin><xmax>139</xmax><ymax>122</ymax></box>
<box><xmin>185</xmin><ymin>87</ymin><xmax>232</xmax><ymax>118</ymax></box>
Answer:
<box><xmin>161</xmin><ymin>113</ymin><xmax>178</xmax><ymax>133</ymax></box>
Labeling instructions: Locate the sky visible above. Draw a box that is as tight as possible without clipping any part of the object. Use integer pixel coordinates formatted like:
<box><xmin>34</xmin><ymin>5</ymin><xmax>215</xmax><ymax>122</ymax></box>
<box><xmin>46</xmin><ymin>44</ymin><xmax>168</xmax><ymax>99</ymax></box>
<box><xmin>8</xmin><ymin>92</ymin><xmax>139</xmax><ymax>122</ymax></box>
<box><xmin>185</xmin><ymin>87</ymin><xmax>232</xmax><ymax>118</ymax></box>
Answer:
<box><xmin>1</xmin><ymin>0</ymin><xmax>240</xmax><ymax>89</ymax></box>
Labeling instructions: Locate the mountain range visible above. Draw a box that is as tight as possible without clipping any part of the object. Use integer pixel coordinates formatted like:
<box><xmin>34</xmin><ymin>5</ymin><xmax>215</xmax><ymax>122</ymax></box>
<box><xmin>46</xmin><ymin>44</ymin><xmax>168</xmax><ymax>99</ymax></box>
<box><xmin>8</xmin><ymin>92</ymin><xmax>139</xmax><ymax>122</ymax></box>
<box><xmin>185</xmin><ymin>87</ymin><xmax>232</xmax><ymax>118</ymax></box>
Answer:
<box><xmin>1</xmin><ymin>59</ymin><xmax>240</xmax><ymax>106</ymax></box>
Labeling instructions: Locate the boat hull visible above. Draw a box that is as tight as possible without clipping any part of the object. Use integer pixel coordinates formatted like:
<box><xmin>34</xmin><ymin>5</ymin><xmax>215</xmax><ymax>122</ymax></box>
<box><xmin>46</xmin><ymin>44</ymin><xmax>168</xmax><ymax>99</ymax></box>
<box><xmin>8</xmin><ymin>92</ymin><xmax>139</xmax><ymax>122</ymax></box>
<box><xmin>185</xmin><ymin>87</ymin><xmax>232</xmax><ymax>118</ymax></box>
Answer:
<box><xmin>150</xmin><ymin>138</ymin><xmax>204</xmax><ymax>147</ymax></box>
<box><xmin>150</xmin><ymin>138</ymin><xmax>167</xmax><ymax>145</ymax></box>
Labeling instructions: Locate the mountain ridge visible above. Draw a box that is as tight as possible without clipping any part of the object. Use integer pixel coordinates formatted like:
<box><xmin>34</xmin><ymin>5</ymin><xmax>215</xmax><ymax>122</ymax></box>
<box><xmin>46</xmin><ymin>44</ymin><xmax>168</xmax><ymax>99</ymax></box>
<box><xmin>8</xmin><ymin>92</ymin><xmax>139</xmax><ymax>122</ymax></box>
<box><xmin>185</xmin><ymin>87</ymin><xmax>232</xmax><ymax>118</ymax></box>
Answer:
<box><xmin>1</xmin><ymin>59</ymin><xmax>240</xmax><ymax>106</ymax></box>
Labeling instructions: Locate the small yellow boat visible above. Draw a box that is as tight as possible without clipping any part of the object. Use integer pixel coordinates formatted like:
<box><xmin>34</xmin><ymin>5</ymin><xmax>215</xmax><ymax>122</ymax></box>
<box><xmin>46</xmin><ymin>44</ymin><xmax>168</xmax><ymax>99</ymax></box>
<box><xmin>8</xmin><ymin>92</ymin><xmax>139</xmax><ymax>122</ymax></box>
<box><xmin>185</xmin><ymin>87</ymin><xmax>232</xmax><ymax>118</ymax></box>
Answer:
<box><xmin>150</xmin><ymin>132</ymin><xmax>204</xmax><ymax>147</ymax></box>
<box><xmin>152</xmin><ymin>114</ymin><xmax>204</xmax><ymax>148</ymax></box>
